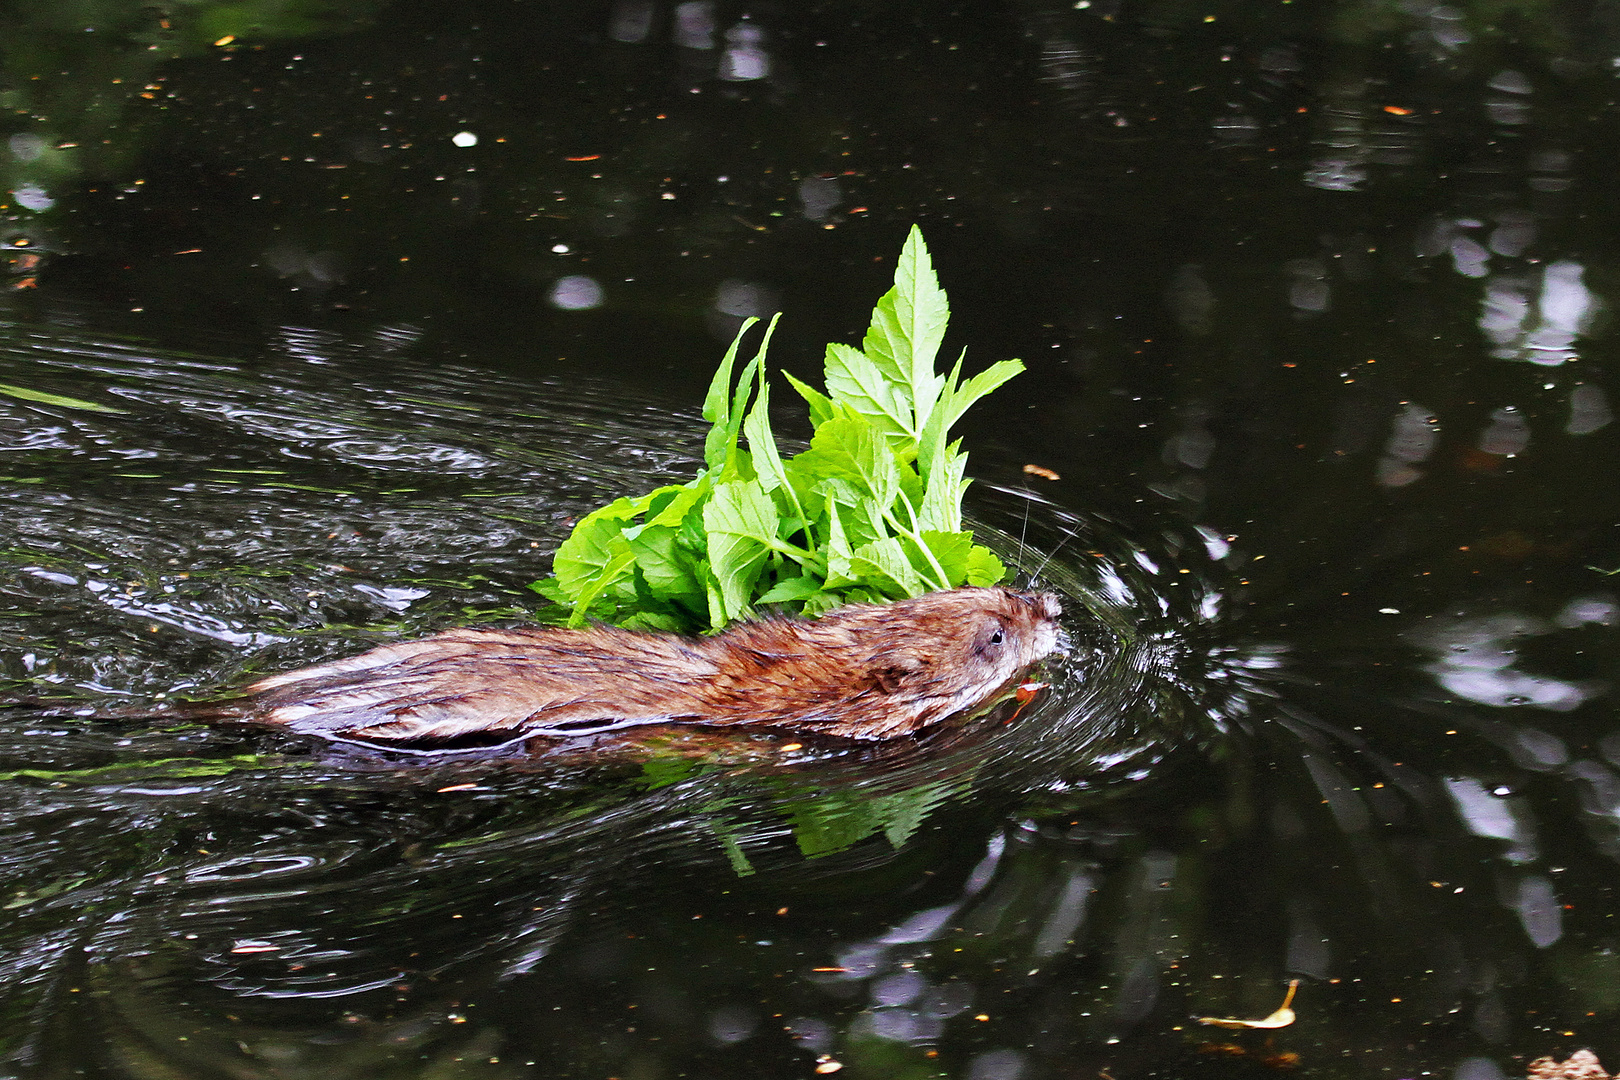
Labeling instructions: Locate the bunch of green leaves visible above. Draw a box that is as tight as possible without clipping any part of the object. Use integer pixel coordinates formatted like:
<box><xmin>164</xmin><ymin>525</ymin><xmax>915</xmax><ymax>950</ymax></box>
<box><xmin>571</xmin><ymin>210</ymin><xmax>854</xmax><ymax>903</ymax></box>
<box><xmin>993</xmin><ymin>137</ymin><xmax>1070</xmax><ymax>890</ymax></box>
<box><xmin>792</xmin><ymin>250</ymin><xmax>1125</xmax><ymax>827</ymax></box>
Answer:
<box><xmin>531</xmin><ymin>226</ymin><xmax>1025</xmax><ymax>632</ymax></box>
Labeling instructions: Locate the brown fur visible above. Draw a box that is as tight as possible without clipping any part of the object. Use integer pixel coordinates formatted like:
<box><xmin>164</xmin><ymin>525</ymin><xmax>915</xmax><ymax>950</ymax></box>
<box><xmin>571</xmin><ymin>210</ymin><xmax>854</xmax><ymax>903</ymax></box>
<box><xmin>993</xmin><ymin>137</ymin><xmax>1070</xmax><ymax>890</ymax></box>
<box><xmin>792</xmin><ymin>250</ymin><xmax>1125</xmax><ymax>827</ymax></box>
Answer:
<box><xmin>224</xmin><ymin>587</ymin><xmax>1061</xmax><ymax>746</ymax></box>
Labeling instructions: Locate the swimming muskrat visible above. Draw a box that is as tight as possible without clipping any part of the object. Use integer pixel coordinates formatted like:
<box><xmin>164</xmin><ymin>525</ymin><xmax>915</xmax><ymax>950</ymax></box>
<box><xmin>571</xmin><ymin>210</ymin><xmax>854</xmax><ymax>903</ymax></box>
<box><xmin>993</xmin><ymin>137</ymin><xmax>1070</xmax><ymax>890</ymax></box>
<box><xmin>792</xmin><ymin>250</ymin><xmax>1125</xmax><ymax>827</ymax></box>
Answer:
<box><xmin>214</xmin><ymin>587</ymin><xmax>1062</xmax><ymax>746</ymax></box>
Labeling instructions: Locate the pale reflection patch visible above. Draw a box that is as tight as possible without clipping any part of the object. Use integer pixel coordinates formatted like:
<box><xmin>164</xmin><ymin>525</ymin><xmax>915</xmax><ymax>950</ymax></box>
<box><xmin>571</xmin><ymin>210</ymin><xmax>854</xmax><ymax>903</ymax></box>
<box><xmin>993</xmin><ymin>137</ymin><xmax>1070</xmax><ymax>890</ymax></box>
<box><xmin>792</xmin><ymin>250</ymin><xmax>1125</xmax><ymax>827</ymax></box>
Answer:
<box><xmin>719</xmin><ymin>22</ymin><xmax>769</xmax><ymax>81</ymax></box>
<box><xmin>1376</xmin><ymin>403</ymin><xmax>1438</xmax><ymax>487</ymax></box>
<box><xmin>1408</xmin><ymin>613</ymin><xmax>1601</xmax><ymax>712</ymax></box>
<box><xmin>1480</xmin><ymin>260</ymin><xmax>1598</xmax><ymax>364</ymax></box>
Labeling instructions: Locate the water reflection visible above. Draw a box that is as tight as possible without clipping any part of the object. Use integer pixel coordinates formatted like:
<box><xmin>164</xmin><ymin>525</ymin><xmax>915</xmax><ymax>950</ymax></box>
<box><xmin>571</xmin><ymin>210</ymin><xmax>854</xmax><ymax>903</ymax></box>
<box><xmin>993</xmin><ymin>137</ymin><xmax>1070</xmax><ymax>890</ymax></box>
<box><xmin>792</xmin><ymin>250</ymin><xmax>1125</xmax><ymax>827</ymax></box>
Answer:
<box><xmin>1410</xmin><ymin>609</ymin><xmax>1604</xmax><ymax>712</ymax></box>
<box><xmin>1481</xmin><ymin>261</ymin><xmax>1599</xmax><ymax>365</ymax></box>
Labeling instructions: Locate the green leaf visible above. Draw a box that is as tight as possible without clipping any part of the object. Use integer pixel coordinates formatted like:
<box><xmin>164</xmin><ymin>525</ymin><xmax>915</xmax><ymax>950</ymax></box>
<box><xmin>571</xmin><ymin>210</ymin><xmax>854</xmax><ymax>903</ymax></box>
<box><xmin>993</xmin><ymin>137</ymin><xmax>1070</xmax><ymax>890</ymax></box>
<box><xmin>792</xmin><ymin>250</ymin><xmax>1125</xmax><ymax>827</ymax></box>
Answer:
<box><xmin>917</xmin><ymin>438</ymin><xmax>968</xmax><ymax>534</ymax></box>
<box><xmin>551</xmin><ymin>498</ymin><xmax>640</xmax><ymax>602</ymax></box>
<box><xmin>702</xmin><ymin>318</ymin><xmax>760</xmax><ymax>472</ymax></box>
<box><xmin>645</xmin><ymin>480</ymin><xmax>707</xmax><ymax>529</ymax></box>
<box><xmin>619</xmin><ymin>610</ymin><xmax>686</xmax><ymax>632</ymax></box>
<box><xmin>917</xmin><ymin>529</ymin><xmax>975</xmax><ymax>587</ymax></box>
<box><xmin>850</xmin><ymin>537</ymin><xmax>925</xmax><ymax>597</ymax></box>
<box><xmin>823</xmin><ymin>342</ymin><xmax>912</xmax><ymax>439</ymax></box>
<box><xmin>813</xmin><ymin>477</ymin><xmax>885</xmax><ymax>553</ymax></box>
<box><xmin>800</xmin><ymin>591</ymin><xmax>847</xmax><ymax>617</ymax></box>
<box><xmin>626</xmin><ymin>525</ymin><xmax>704</xmax><ymax>601</ymax></box>
<box><xmin>566</xmin><ymin>547</ymin><xmax>637</xmax><ymax>626</ymax></box>
<box><xmin>822</xmin><ymin>500</ymin><xmax>858</xmax><ymax>588</ymax></box>
<box><xmin>965</xmin><ymin>545</ymin><xmax>1008</xmax><ymax>587</ymax></box>
<box><xmin>783</xmin><ymin>369</ymin><xmax>835</xmax><ymax>428</ymax></box>
<box><xmin>757</xmin><ymin>574</ymin><xmax>824</xmax><ymax>605</ymax></box>
<box><xmin>703</xmin><ymin>479</ymin><xmax>780</xmax><ymax>624</ymax></box>
<box><xmin>916</xmin><ymin>354</ymin><xmax>1024</xmax><ymax>478</ymax></box>
<box><xmin>937</xmin><ymin>357</ymin><xmax>1026</xmax><ymax>437</ymax></box>
<box><xmin>742</xmin><ymin>336</ymin><xmax>811</xmax><ymax>547</ymax></box>
<box><xmin>862</xmin><ymin>225</ymin><xmax>949</xmax><ymax>430</ymax></box>
<box><xmin>790</xmin><ymin>414</ymin><xmax>900</xmax><ymax>514</ymax></box>
<box><xmin>527</xmin><ymin>576</ymin><xmax>569</xmax><ymax>603</ymax></box>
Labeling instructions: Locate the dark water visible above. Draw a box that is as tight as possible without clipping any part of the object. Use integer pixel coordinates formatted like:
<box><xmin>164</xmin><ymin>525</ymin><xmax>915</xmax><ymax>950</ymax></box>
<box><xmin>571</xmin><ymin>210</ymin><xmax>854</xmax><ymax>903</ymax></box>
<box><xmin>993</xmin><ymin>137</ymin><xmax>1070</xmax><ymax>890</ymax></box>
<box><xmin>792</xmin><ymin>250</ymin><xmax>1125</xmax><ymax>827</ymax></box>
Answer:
<box><xmin>3</xmin><ymin>2</ymin><xmax>1620</xmax><ymax>1078</ymax></box>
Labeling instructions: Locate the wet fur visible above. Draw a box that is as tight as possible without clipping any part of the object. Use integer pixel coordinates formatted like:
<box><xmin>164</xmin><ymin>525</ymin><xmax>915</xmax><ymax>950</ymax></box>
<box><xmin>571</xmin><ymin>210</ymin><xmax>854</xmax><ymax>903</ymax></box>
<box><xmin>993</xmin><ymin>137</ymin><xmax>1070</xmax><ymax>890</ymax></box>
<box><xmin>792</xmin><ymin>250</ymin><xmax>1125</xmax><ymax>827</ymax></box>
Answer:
<box><xmin>225</xmin><ymin>588</ymin><xmax>1061</xmax><ymax>746</ymax></box>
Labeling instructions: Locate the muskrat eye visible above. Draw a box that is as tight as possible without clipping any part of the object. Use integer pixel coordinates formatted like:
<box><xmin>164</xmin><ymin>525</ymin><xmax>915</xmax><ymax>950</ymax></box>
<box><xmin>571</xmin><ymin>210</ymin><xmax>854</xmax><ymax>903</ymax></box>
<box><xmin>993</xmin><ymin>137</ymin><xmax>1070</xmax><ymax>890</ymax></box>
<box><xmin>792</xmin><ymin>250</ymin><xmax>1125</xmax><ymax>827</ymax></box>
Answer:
<box><xmin>989</xmin><ymin>628</ymin><xmax>1004</xmax><ymax>646</ymax></box>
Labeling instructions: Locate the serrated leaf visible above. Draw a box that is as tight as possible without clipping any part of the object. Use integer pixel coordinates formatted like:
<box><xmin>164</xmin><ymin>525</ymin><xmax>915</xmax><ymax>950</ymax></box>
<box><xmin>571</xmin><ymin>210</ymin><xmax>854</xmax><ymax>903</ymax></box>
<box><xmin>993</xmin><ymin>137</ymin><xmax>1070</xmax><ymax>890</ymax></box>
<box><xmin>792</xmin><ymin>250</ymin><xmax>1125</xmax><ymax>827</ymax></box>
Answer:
<box><xmin>527</xmin><ymin>576</ymin><xmax>569</xmax><ymax>603</ymax></box>
<box><xmin>757</xmin><ymin>574</ymin><xmax>824</xmax><ymax>605</ymax></box>
<box><xmin>783</xmin><ymin>369</ymin><xmax>835</xmax><ymax>427</ymax></box>
<box><xmin>703</xmin><ymin>479</ymin><xmax>780</xmax><ymax>623</ymax></box>
<box><xmin>800</xmin><ymin>591</ymin><xmax>846</xmax><ymax>617</ymax></box>
<box><xmin>823</xmin><ymin>342</ymin><xmax>912</xmax><ymax>438</ymax></box>
<box><xmin>965</xmin><ymin>545</ymin><xmax>1008</xmax><ymax>587</ymax></box>
<box><xmin>937</xmin><ymin>357</ymin><xmax>1025</xmax><ymax>435</ymax></box>
<box><xmin>619</xmin><ymin>611</ymin><xmax>686</xmax><ymax>632</ymax></box>
<box><xmin>916</xmin><ymin>352</ymin><xmax>962</xmax><ymax>480</ymax></box>
<box><xmin>863</xmin><ymin>225</ymin><xmax>949</xmax><ymax>431</ymax></box>
<box><xmin>713</xmin><ymin>315</ymin><xmax>778</xmax><ymax>480</ymax></box>
<box><xmin>567</xmin><ymin>548</ymin><xmax>637</xmax><ymax>626</ymax></box>
<box><xmin>742</xmin><ymin>382</ymin><xmax>784</xmax><ymax>493</ymax></box>
<box><xmin>635</xmin><ymin>483</ymin><xmax>688</xmax><ymax>516</ymax></box>
<box><xmin>918</xmin><ymin>529</ymin><xmax>975</xmax><ymax>586</ymax></box>
<box><xmin>918</xmin><ymin>438</ymin><xmax>968</xmax><ymax>534</ymax></box>
<box><xmin>790</xmin><ymin>414</ymin><xmax>899</xmax><ymax>514</ymax></box>
<box><xmin>850</xmin><ymin>537</ymin><xmax>925</xmax><ymax>597</ymax></box>
<box><xmin>645</xmin><ymin>480</ymin><xmax>707</xmax><ymax>529</ymax></box>
<box><xmin>702</xmin><ymin>318</ymin><xmax>757</xmax><ymax>469</ymax></box>
<box><xmin>811</xmin><ymin>476</ymin><xmax>886</xmax><ymax>552</ymax></box>
<box><xmin>823</xmin><ymin>500</ymin><xmax>857</xmax><ymax>588</ymax></box>
<box><xmin>551</xmin><ymin>497</ymin><xmax>640</xmax><ymax>602</ymax></box>
<box><xmin>626</xmin><ymin>525</ymin><xmax>703</xmax><ymax>600</ymax></box>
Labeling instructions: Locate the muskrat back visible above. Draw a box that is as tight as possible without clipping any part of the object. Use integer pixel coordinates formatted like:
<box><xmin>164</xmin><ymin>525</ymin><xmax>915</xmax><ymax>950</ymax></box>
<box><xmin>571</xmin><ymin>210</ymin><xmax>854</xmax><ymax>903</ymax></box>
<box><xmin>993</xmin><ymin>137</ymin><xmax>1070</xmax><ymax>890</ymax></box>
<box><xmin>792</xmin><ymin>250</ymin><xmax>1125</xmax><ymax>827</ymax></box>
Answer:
<box><xmin>222</xmin><ymin>587</ymin><xmax>1062</xmax><ymax>746</ymax></box>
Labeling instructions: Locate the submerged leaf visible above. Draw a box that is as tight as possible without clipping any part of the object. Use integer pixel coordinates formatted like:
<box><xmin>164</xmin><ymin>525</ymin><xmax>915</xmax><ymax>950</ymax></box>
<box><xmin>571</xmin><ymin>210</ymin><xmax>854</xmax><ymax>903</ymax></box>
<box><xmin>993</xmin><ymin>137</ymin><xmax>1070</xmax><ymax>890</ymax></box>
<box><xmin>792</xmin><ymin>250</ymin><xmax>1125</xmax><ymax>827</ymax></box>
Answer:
<box><xmin>0</xmin><ymin>383</ymin><xmax>129</xmax><ymax>414</ymax></box>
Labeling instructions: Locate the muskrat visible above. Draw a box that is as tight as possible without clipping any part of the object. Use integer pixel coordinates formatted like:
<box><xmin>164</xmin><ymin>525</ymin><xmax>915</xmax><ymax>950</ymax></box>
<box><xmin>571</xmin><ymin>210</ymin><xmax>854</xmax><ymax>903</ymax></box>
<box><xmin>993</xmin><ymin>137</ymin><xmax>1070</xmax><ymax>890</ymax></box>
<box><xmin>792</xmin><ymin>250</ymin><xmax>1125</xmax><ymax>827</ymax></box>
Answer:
<box><xmin>215</xmin><ymin>587</ymin><xmax>1062</xmax><ymax>747</ymax></box>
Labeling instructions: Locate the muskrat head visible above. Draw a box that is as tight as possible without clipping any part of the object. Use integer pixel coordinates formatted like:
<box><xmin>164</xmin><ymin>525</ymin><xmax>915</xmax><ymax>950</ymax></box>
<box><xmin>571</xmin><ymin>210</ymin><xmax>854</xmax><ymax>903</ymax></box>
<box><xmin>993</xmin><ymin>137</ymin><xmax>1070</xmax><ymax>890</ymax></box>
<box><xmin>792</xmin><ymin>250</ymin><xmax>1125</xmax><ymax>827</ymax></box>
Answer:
<box><xmin>949</xmin><ymin>586</ymin><xmax>1063</xmax><ymax>693</ymax></box>
<box><xmin>856</xmin><ymin>586</ymin><xmax>1063</xmax><ymax>717</ymax></box>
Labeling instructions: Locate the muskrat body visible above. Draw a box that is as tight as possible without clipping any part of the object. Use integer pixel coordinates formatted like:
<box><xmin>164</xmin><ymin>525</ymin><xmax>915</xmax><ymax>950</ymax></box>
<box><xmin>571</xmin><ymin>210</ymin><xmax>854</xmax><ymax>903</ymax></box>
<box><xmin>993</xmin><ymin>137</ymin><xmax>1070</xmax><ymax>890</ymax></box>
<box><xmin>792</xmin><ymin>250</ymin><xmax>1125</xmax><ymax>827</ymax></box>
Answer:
<box><xmin>223</xmin><ymin>587</ymin><xmax>1062</xmax><ymax>746</ymax></box>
